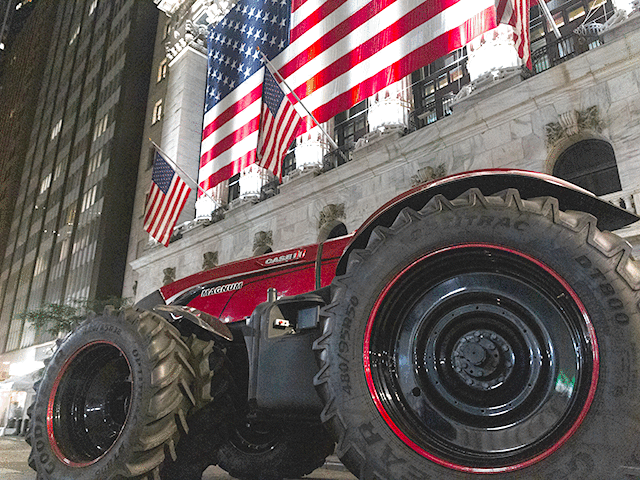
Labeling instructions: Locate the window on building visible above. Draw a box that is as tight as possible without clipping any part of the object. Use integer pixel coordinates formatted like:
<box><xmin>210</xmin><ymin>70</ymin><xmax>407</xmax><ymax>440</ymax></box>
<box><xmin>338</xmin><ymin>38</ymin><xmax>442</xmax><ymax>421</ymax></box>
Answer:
<box><xmin>51</xmin><ymin>119</ymin><xmax>62</xmax><ymax>140</ymax></box>
<box><xmin>157</xmin><ymin>58</ymin><xmax>168</xmax><ymax>83</ymax></box>
<box><xmin>40</xmin><ymin>173</ymin><xmax>52</xmax><ymax>194</ymax></box>
<box><xmin>552</xmin><ymin>139</ymin><xmax>621</xmax><ymax>196</ymax></box>
<box><xmin>335</xmin><ymin>100</ymin><xmax>368</xmax><ymax>148</ymax></box>
<box><xmin>411</xmin><ymin>46</ymin><xmax>468</xmax><ymax>129</ymax></box>
<box><xmin>282</xmin><ymin>141</ymin><xmax>296</xmax><ymax>176</ymax></box>
<box><xmin>69</xmin><ymin>25</ymin><xmax>81</xmax><ymax>45</ymax></box>
<box><xmin>152</xmin><ymin>99</ymin><xmax>163</xmax><ymax>124</ymax></box>
<box><xmin>228</xmin><ymin>173</ymin><xmax>240</xmax><ymax>203</ymax></box>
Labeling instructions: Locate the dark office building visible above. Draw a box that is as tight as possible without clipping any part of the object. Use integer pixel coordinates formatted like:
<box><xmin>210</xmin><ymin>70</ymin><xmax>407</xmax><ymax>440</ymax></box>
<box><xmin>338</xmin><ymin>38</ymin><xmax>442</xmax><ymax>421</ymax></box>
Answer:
<box><xmin>0</xmin><ymin>0</ymin><xmax>54</xmax><ymax>269</ymax></box>
<box><xmin>0</xmin><ymin>0</ymin><xmax>158</xmax><ymax>355</ymax></box>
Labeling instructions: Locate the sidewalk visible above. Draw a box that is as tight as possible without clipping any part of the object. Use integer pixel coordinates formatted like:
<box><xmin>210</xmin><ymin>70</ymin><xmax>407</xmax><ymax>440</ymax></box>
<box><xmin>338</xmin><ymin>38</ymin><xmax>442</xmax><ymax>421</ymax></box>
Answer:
<box><xmin>0</xmin><ymin>436</ymin><xmax>34</xmax><ymax>480</ymax></box>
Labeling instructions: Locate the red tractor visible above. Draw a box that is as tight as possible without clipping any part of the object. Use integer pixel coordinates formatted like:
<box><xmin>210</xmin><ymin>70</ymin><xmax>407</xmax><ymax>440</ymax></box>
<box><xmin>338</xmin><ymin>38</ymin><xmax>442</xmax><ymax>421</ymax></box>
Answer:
<box><xmin>27</xmin><ymin>170</ymin><xmax>640</xmax><ymax>480</ymax></box>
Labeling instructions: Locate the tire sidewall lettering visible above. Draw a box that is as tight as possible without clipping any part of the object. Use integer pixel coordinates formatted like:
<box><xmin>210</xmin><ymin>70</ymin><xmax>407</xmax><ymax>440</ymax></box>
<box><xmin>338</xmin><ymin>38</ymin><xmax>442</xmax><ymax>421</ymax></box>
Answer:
<box><xmin>574</xmin><ymin>255</ymin><xmax>634</xmax><ymax>326</ymax></box>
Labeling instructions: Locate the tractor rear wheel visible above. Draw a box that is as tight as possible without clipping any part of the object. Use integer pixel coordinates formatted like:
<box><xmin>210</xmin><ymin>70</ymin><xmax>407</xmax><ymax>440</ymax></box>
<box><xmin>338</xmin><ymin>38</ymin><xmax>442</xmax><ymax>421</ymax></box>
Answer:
<box><xmin>315</xmin><ymin>188</ymin><xmax>640</xmax><ymax>479</ymax></box>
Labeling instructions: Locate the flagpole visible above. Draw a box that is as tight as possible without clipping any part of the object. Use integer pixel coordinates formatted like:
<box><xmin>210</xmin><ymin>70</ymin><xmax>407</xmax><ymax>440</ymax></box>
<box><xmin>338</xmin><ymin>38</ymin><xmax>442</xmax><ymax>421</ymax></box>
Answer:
<box><xmin>149</xmin><ymin>139</ymin><xmax>221</xmax><ymax>209</ymax></box>
<box><xmin>539</xmin><ymin>1</ymin><xmax>562</xmax><ymax>39</ymax></box>
<box><xmin>257</xmin><ymin>49</ymin><xmax>348</xmax><ymax>163</ymax></box>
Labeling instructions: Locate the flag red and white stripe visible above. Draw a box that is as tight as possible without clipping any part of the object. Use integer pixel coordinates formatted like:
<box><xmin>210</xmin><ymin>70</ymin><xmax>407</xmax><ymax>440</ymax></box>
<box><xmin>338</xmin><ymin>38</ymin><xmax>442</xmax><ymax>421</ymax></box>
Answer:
<box><xmin>257</xmin><ymin>69</ymin><xmax>303</xmax><ymax>179</ymax></box>
<box><xmin>496</xmin><ymin>0</ymin><xmax>535</xmax><ymax>69</ymax></box>
<box><xmin>272</xmin><ymin>0</ymin><xmax>498</xmax><ymax>128</ymax></box>
<box><xmin>144</xmin><ymin>151</ymin><xmax>191</xmax><ymax>247</ymax></box>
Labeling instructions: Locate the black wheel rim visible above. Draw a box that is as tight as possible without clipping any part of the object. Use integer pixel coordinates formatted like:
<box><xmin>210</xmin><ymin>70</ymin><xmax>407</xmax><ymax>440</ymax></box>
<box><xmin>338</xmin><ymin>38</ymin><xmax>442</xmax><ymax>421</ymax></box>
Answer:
<box><xmin>47</xmin><ymin>341</ymin><xmax>133</xmax><ymax>466</ymax></box>
<box><xmin>364</xmin><ymin>245</ymin><xmax>598</xmax><ymax>473</ymax></box>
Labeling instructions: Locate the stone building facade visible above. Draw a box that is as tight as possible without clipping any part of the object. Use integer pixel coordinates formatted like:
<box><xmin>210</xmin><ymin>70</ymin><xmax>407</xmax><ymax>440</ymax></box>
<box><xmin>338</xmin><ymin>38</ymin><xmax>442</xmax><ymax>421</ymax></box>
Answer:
<box><xmin>124</xmin><ymin>1</ymin><xmax>640</xmax><ymax>304</ymax></box>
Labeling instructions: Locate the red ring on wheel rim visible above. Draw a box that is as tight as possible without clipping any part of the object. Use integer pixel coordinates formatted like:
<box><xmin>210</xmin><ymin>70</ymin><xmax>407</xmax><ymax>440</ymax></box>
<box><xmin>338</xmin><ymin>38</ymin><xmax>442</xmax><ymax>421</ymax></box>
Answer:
<box><xmin>363</xmin><ymin>244</ymin><xmax>599</xmax><ymax>474</ymax></box>
<box><xmin>47</xmin><ymin>340</ymin><xmax>133</xmax><ymax>467</ymax></box>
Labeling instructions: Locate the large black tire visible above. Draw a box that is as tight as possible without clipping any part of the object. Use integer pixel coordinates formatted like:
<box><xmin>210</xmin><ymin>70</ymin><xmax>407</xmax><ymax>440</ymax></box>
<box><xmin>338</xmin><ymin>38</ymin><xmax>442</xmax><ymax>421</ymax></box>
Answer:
<box><xmin>314</xmin><ymin>188</ymin><xmax>640</xmax><ymax>479</ymax></box>
<box><xmin>217</xmin><ymin>421</ymin><xmax>335</xmax><ymax>480</ymax></box>
<box><xmin>27</xmin><ymin>308</ymin><xmax>196</xmax><ymax>480</ymax></box>
<box><xmin>160</xmin><ymin>335</ymin><xmax>235</xmax><ymax>480</ymax></box>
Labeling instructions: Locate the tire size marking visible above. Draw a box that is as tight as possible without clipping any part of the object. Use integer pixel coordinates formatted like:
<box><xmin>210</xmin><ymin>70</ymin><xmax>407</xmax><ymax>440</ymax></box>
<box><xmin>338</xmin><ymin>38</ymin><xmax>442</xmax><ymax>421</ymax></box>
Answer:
<box><xmin>85</xmin><ymin>323</ymin><xmax>122</xmax><ymax>335</ymax></box>
<box><xmin>446</xmin><ymin>215</ymin><xmax>529</xmax><ymax>231</ymax></box>
<box><xmin>337</xmin><ymin>296</ymin><xmax>358</xmax><ymax>396</ymax></box>
<box><xmin>575</xmin><ymin>255</ymin><xmax>629</xmax><ymax>324</ymax></box>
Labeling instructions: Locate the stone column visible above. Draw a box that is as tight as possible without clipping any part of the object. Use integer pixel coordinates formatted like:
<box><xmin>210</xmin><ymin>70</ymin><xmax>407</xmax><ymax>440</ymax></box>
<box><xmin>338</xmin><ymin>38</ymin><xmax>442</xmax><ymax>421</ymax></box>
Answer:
<box><xmin>239</xmin><ymin>164</ymin><xmax>271</xmax><ymax>201</ymax></box>
<box><xmin>162</xmin><ymin>43</ymin><xmax>207</xmax><ymax>225</ymax></box>
<box><xmin>466</xmin><ymin>24</ymin><xmax>521</xmax><ymax>83</ymax></box>
<box><xmin>367</xmin><ymin>77</ymin><xmax>411</xmax><ymax>132</ymax></box>
<box><xmin>294</xmin><ymin>123</ymin><xmax>330</xmax><ymax>171</ymax></box>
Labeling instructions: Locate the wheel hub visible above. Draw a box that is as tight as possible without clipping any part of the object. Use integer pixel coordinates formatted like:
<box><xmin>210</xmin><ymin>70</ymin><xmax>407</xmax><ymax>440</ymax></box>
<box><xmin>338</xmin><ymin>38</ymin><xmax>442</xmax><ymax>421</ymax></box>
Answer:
<box><xmin>365</xmin><ymin>246</ymin><xmax>597</xmax><ymax>472</ymax></box>
<box><xmin>451</xmin><ymin>329</ymin><xmax>514</xmax><ymax>390</ymax></box>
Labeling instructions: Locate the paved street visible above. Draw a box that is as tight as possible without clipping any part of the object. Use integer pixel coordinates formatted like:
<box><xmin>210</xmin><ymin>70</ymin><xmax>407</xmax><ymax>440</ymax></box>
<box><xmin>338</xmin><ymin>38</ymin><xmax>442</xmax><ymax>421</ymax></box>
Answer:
<box><xmin>0</xmin><ymin>436</ymin><xmax>357</xmax><ymax>480</ymax></box>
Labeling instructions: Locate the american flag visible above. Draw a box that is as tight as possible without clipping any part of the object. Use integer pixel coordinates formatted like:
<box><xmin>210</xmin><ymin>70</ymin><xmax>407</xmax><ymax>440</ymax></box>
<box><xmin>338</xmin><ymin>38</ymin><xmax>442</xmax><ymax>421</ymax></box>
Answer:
<box><xmin>144</xmin><ymin>151</ymin><xmax>191</xmax><ymax>247</ymax></box>
<box><xmin>199</xmin><ymin>0</ymin><xmax>498</xmax><ymax>196</ymax></box>
<box><xmin>257</xmin><ymin>68</ymin><xmax>302</xmax><ymax>179</ymax></box>
<box><xmin>496</xmin><ymin>0</ymin><xmax>534</xmax><ymax>69</ymax></box>
<box><xmin>199</xmin><ymin>0</ymin><xmax>293</xmax><ymax>197</ymax></box>
<box><xmin>271</xmin><ymin>0</ymin><xmax>498</xmax><ymax>127</ymax></box>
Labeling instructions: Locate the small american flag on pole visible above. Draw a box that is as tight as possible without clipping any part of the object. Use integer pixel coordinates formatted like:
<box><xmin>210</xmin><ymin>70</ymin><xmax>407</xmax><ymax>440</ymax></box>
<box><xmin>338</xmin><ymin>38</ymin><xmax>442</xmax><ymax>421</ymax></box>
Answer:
<box><xmin>257</xmin><ymin>68</ymin><xmax>302</xmax><ymax>179</ymax></box>
<box><xmin>144</xmin><ymin>151</ymin><xmax>191</xmax><ymax>247</ymax></box>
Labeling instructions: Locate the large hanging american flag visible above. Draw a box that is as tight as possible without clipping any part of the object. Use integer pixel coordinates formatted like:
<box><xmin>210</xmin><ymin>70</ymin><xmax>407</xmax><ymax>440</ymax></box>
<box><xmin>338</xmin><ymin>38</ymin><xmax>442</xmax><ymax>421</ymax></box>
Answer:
<box><xmin>199</xmin><ymin>0</ymin><xmax>542</xmax><ymax>196</ymax></box>
<box><xmin>144</xmin><ymin>151</ymin><xmax>191</xmax><ymax>247</ymax></box>
<box><xmin>271</xmin><ymin>0</ymin><xmax>498</xmax><ymax>127</ymax></box>
<box><xmin>199</xmin><ymin>0</ymin><xmax>499</xmax><ymax>197</ymax></box>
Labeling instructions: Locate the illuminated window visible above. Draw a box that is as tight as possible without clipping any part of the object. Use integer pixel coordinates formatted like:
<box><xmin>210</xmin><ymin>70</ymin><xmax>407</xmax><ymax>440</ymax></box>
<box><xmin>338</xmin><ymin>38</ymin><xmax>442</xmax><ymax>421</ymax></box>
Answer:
<box><xmin>157</xmin><ymin>58</ymin><xmax>168</xmax><ymax>83</ymax></box>
<box><xmin>152</xmin><ymin>99</ymin><xmax>163</xmax><ymax>124</ymax></box>
<box><xmin>531</xmin><ymin>25</ymin><xmax>545</xmax><ymax>41</ymax></box>
<box><xmin>568</xmin><ymin>5</ymin><xmax>586</xmax><ymax>21</ymax></box>
<box><xmin>51</xmin><ymin>119</ymin><xmax>62</xmax><ymax>140</ymax></box>
<box><xmin>450</xmin><ymin>66</ymin><xmax>463</xmax><ymax>83</ymax></box>
<box><xmin>424</xmin><ymin>82</ymin><xmax>435</xmax><ymax>97</ymax></box>
<box><xmin>552</xmin><ymin>12</ymin><xmax>565</xmax><ymax>28</ymax></box>
<box><xmin>437</xmin><ymin>73</ymin><xmax>448</xmax><ymax>89</ymax></box>
<box><xmin>40</xmin><ymin>173</ymin><xmax>52</xmax><ymax>194</ymax></box>
<box><xmin>588</xmin><ymin>0</ymin><xmax>606</xmax><ymax>8</ymax></box>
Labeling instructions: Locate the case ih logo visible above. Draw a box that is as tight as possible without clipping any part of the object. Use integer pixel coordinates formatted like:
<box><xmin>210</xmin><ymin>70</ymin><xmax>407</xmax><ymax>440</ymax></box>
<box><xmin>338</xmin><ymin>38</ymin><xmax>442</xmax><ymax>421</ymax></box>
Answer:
<box><xmin>261</xmin><ymin>250</ymin><xmax>307</xmax><ymax>266</ymax></box>
<box><xmin>200</xmin><ymin>281</ymin><xmax>243</xmax><ymax>297</ymax></box>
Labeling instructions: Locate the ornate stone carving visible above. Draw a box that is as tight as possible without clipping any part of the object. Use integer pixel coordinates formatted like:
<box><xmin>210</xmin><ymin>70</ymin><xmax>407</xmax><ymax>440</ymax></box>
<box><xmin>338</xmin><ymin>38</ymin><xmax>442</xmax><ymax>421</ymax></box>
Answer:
<box><xmin>163</xmin><ymin>267</ymin><xmax>176</xmax><ymax>286</ymax></box>
<box><xmin>411</xmin><ymin>164</ymin><xmax>447</xmax><ymax>186</ymax></box>
<box><xmin>160</xmin><ymin>0</ymin><xmax>234</xmax><ymax>62</ymax></box>
<box><xmin>318</xmin><ymin>204</ymin><xmax>346</xmax><ymax>230</ymax></box>
<box><xmin>546</xmin><ymin>106</ymin><xmax>603</xmax><ymax>147</ymax></box>
<box><xmin>253</xmin><ymin>231</ymin><xmax>273</xmax><ymax>252</ymax></box>
<box><xmin>203</xmin><ymin>251</ymin><xmax>219</xmax><ymax>270</ymax></box>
